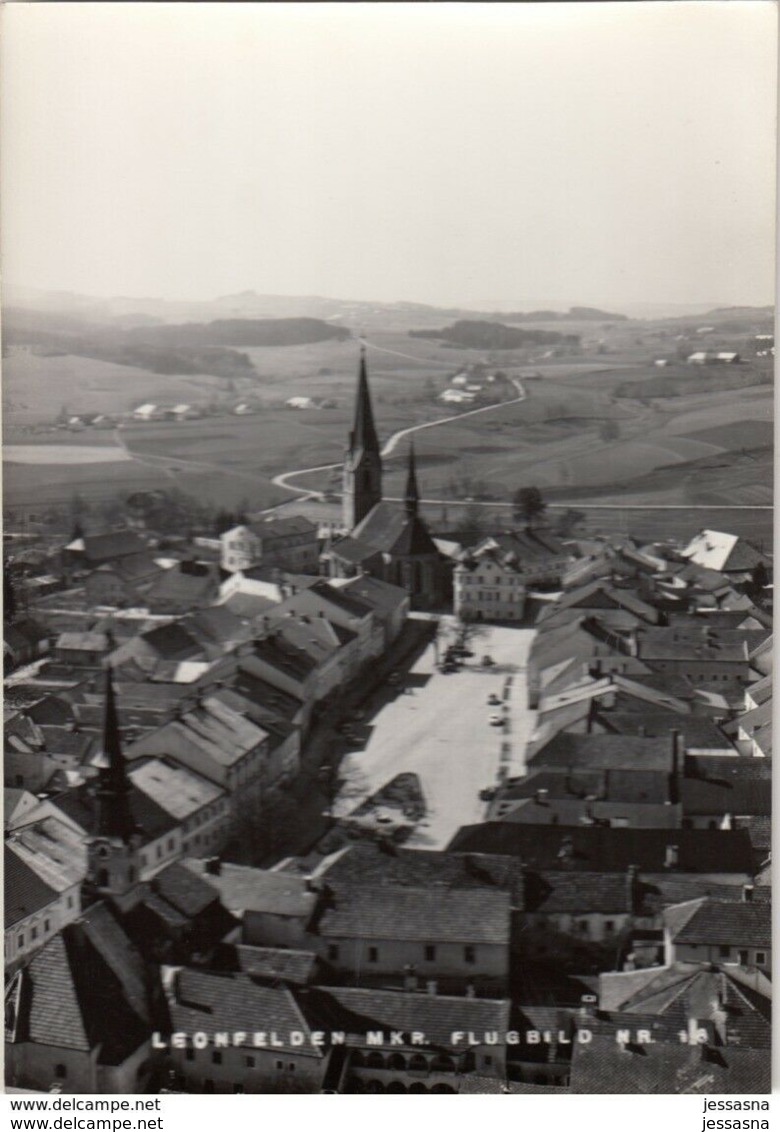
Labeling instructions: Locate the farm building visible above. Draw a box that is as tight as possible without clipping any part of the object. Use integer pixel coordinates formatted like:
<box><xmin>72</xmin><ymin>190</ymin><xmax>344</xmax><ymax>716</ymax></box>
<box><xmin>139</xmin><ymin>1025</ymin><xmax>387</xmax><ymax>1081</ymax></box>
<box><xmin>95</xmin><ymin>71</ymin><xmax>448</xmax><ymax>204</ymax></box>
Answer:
<box><xmin>132</xmin><ymin>403</ymin><xmax>159</xmax><ymax>420</ymax></box>
<box><xmin>686</xmin><ymin>351</ymin><xmax>740</xmax><ymax>365</ymax></box>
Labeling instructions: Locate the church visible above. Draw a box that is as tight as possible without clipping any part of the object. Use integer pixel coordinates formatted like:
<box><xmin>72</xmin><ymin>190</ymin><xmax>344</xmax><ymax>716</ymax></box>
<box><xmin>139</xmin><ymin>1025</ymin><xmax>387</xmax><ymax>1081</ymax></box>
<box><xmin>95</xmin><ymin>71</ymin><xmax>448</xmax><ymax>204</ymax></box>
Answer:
<box><xmin>321</xmin><ymin>349</ymin><xmax>451</xmax><ymax>609</ymax></box>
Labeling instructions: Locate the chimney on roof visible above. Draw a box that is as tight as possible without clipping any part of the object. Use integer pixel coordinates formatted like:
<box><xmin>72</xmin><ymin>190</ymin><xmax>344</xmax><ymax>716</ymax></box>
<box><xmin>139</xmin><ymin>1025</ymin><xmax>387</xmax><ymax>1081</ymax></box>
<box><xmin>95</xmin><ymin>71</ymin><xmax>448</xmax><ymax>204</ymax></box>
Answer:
<box><xmin>742</xmin><ymin>884</ymin><xmax>754</xmax><ymax>903</ymax></box>
<box><xmin>535</xmin><ymin>788</ymin><xmax>549</xmax><ymax>805</ymax></box>
<box><xmin>465</xmin><ymin>983</ymin><xmax>476</xmax><ymax>999</ymax></box>
<box><xmin>579</xmin><ymin>994</ymin><xmax>598</xmax><ymax>1018</ymax></box>
<box><xmin>626</xmin><ymin>865</ymin><xmax>641</xmax><ymax>915</ymax></box>
<box><xmin>426</xmin><ymin>980</ymin><xmax>438</xmax><ymax>996</ymax></box>
<box><xmin>204</xmin><ymin>857</ymin><xmax>221</xmax><ymax>876</ymax></box>
<box><xmin>664</xmin><ymin>844</ymin><xmax>679</xmax><ymax>869</ymax></box>
<box><xmin>403</xmin><ymin>965</ymin><xmax>418</xmax><ymax>993</ymax></box>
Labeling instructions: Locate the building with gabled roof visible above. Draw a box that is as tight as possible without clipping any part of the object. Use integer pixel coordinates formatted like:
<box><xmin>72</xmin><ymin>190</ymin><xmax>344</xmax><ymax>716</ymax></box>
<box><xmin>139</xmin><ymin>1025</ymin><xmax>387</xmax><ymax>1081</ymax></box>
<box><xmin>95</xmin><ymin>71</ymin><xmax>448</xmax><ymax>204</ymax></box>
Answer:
<box><xmin>220</xmin><ymin>513</ymin><xmax>320</xmax><ymax>575</ymax></box>
<box><xmin>5</xmin><ymin>901</ymin><xmax>156</xmax><ymax>1093</ymax></box>
<box><xmin>663</xmin><ymin>897</ymin><xmax>771</xmax><ymax>971</ymax></box>
<box><xmin>160</xmin><ymin>968</ymin><xmax>328</xmax><ymax>1093</ymax></box>
<box><xmin>4</xmin><ymin>839</ymin><xmax>83</xmax><ymax>972</ymax></box>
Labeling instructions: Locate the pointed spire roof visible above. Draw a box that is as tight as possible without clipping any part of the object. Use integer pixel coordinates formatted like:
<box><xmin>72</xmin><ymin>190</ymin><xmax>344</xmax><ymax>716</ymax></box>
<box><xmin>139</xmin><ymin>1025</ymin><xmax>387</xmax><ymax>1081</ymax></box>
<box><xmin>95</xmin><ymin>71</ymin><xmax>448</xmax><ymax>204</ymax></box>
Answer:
<box><xmin>92</xmin><ymin>666</ymin><xmax>135</xmax><ymax>840</ymax></box>
<box><xmin>404</xmin><ymin>440</ymin><xmax>420</xmax><ymax>515</ymax></box>
<box><xmin>349</xmin><ymin>346</ymin><xmax>380</xmax><ymax>456</ymax></box>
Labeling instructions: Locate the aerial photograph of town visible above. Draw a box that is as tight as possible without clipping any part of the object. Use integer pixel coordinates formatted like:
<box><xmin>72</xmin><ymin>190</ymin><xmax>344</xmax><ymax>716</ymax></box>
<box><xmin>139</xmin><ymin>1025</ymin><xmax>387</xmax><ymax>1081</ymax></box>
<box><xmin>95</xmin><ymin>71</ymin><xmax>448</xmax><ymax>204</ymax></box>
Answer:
<box><xmin>2</xmin><ymin>1</ymin><xmax>774</xmax><ymax>1103</ymax></box>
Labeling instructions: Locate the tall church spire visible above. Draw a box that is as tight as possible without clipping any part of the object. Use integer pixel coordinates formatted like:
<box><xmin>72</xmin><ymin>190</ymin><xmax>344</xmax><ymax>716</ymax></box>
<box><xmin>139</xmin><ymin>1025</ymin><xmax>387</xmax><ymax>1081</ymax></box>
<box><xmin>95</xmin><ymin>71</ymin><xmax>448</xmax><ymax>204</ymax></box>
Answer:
<box><xmin>404</xmin><ymin>440</ymin><xmax>420</xmax><ymax>516</ymax></box>
<box><xmin>343</xmin><ymin>346</ymin><xmax>383</xmax><ymax>531</ymax></box>
<box><xmin>351</xmin><ymin>346</ymin><xmax>380</xmax><ymax>456</ymax></box>
<box><xmin>92</xmin><ymin>665</ymin><xmax>134</xmax><ymax>842</ymax></box>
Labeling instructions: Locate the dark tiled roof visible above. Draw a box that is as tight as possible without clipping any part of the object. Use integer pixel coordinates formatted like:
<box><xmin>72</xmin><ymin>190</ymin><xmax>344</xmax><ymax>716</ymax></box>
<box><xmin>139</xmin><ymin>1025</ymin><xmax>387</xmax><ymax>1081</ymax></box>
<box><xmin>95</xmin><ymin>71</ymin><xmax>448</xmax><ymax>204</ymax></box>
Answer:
<box><xmin>247</xmin><ymin>515</ymin><xmax>318</xmax><ymax>540</ymax></box>
<box><xmin>235</xmin><ymin>945</ymin><xmax>318</xmax><ymax>985</ymax></box>
<box><xmin>340</xmin><ymin>574</ymin><xmax>408</xmax><ymax>612</ymax></box>
<box><xmin>323</xmin><ymin>537</ymin><xmax>383</xmax><ymax>566</ymax></box>
<box><xmin>17</xmin><ymin>908</ymin><xmax>150</xmax><ymax>1064</ymax></box>
<box><xmin>447</xmin><ymin>824</ymin><xmax>755</xmax><ymax>873</ymax></box>
<box><xmin>352</xmin><ymin>501</ymin><xmax>438</xmax><ymax>557</ymax></box>
<box><xmin>569</xmin><ymin>1036</ymin><xmax>770</xmax><ymax>1093</ymax></box>
<box><xmin>303</xmin><ymin>986</ymin><xmax>510</xmax><ymax>1048</ymax></box>
<box><xmin>680</xmin><ymin>775</ymin><xmax>770</xmax><ymax>816</ymax></box>
<box><xmin>145</xmin><ymin>564</ymin><xmax>218</xmax><ymax>605</ymax></box>
<box><xmin>51</xmin><ymin>783</ymin><xmax>177</xmax><ymax>842</ymax></box>
<box><xmin>184</xmin><ymin>860</ymin><xmax>317</xmax><ymax>917</ymax></box>
<box><xmin>499</xmin><ymin>767</ymin><xmax>670</xmax><ymax>805</ymax></box>
<box><xmin>665</xmin><ymin>898</ymin><xmax>771</xmax><ymax>948</ymax></box>
<box><xmin>521</xmin><ymin>870</ymin><xmax>631</xmax><ymax>914</ymax></box>
<box><xmin>5</xmin><ymin>844</ymin><xmax>58</xmax><ymax>927</ymax></box>
<box><xmin>250</xmin><ymin>635</ymin><xmax>318</xmax><ymax>680</ymax></box>
<box><xmin>81</xmin><ymin>530</ymin><xmax>146</xmax><ymax>563</ymax></box>
<box><xmin>318</xmin><ymin>885</ymin><xmax>510</xmax><ymax>944</ymax></box>
<box><xmin>148</xmin><ymin>861</ymin><xmax>220</xmax><ymax>918</ymax></box>
<box><xmin>168</xmin><ymin>969</ymin><xmax>321</xmax><ymax>1056</ymax></box>
<box><xmin>597</xmin><ymin>712</ymin><xmax>733</xmax><ymax>749</ymax></box>
<box><xmin>308</xmin><ymin>580</ymin><xmax>373</xmax><ymax>617</ymax></box>
<box><xmin>141</xmin><ymin>622</ymin><xmax>204</xmax><ymax>660</ymax></box>
<box><xmin>529</xmin><ymin>732</ymin><xmax>676</xmax><ymax>772</ymax></box>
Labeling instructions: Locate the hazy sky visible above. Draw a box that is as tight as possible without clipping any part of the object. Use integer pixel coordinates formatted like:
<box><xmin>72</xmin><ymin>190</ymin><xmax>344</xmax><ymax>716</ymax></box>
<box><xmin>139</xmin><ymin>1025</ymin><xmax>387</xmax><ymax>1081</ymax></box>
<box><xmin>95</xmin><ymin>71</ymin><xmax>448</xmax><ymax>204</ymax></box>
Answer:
<box><xmin>1</xmin><ymin>2</ymin><xmax>776</xmax><ymax>309</ymax></box>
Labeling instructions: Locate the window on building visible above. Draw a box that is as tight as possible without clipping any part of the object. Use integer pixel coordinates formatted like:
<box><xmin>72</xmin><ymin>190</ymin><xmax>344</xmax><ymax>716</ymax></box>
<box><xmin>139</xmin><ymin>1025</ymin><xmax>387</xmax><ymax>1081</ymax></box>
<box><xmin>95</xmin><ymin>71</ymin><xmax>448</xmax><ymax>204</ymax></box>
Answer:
<box><xmin>756</xmin><ymin>952</ymin><xmax>766</xmax><ymax>965</ymax></box>
<box><xmin>578</xmin><ymin>920</ymin><xmax>589</xmax><ymax>936</ymax></box>
<box><xmin>327</xmin><ymin>944</ymin><xmax>339</xmax><ymax>962</ymax></box>
<box><xmin>167</xmin><ymin>838</ymin><xmax>175</xmax><ymax>852</ymax></box>
<box><xmin>368</xmin><ymin>946</ymin><xmax>379</xmax><ymax>963</ymax></box>
<box><xmin>245</xmin><ymin>1056</ymin><xmax>255</xmax><ymax>1069</ymax></box>
<box><xmin>17</xmin><ymin>934</ymin><xmax>24</xmax><ymax>949</ymax></box>
<box><xmin>719</xmin><ymin>945</ymin><xmax>730</xmax><ymax>958</ymax></box>
<box><xmin>67</xmin><ymin>896</ymin><xmax>74</xmax><ymax>909</ymax></box>
<box><xmin>464</xmin><ymin>946</ymin><xmax>475</xmax><ymax>965</ymax></box>
<box><xmin>44</xmin><ymin>920</ymin><xmax>50</xmax><ymax>933</ymax></box>
<box><xmin>275</xmin><ymin>1060</ymin><xmax>284</xmax><ymax>1071</ymax></box>
<box><xmin>604</xmin><ymin>920</ymin><xmax>615</xmax><ymax>934</ymax></box>
<box><xmin>212</xmin><ymin>1051</ymin><xmax>222</xmax><ymax>1065</ymax></box>
<box><xmin>287</xmin><ymin>1063</ymin><xmax>295</xmax><ymax>1072</ymax></box>
<box><xmin>55</xmin><ymin>1064</ymin><xmax>67</xmax><ymax>1079</ymax></box>
<box><xmin>185</xmin><ymin>1048</ymin><xmax>195</xmax><ymax>1062</ymax></box>
<box><xmin>738</xmin><ymin>950</ymin><xmax>749</xmax><ymax>965</ymax></box>
<box><xmin>424</xmin><ymin>945</ymin><xmax>436</xmax><ymax>962</ymax></box>
<box><xmin>483</xmin><ymin>1056</ymin><xmax>492</xmax><ymax>1068</ymax></box>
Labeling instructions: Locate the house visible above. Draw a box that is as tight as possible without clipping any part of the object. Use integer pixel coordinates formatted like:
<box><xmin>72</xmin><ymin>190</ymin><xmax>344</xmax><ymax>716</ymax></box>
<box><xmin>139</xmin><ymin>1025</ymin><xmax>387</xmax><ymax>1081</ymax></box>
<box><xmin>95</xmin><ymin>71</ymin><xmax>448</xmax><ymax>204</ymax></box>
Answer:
<box><xmin>204</xmin><ymin>685</ymin><xmax>300</xmax><ymax>786</ymax></box>
<box><xmin>4</xmin><ymin>787</ymin><xmax>40</xmax><ymax>830</ymax></box>
<box><xmin>446</xmin><ymin>824</ymin><xmax>755</xmax><ymax>878</ymax></box>
<box><xmin>126</xmin><ymin>695</ymin><xmax>271</xmax><ymax>805</ymax></box>
<box><xmin>663</xmin><ymin>897</ymin><xmax>771</xmax><ymax>971</ymax></box>
<box><xmin>108</xmin><ymin>620</ymin><xmax>207</xmax><ymax>672</ymax></box>
<box><xmin>4</xmin><ymin>838</ymin><xmax>82</xmax><ymax>972</ymax></box>
<box><xmin>311</xmin><ymin>885</ymin><xmax>511</xmax><ymax>992</ymax></box>
<box><xmin>128</xmin><ymin>757</ymin><xmax>231</xmax><ymax>857</ymax></box>
<box><xmin>681</xmin><ymin>530</ymin><xmax>768</xmax><ymax>579</ymax></box>
<box><xmin>267</xmin><ymin>579</ymin><xmax>382</xmax><ymax>667</ymax></box>
<box><xmin>132</xmin><ymin>402</ymin><xmax>159</xmax><ymax>420</ymax></box>
<box><xmin>84</xmin><ymin>555</ymin><xmax>164</xmax><ymax>608</ymax></box>
<box><xmin>53</xmin><ymin>630</ymin><xmax>113</xmax><ymax>669</ymax></box>
<box><xmin>64</xmin><ymin>529</ymin><xmax>148</xmax><ymax>571</ymax></box>
<box><xmin>26</xmin><ymin>780</ymin><xmax>183</xmax><ymax>882</ymax></box>
<box><xmin>314</xmin><ymin>987</ymin><xmax>512</xmax><ymax>1094</ymax></box>
<box><xmin>159</xmin><ymin>968</ymin><xmax>329</xmax><ymax>1094</ymax></box>
<box><xmin>184</xmin><ymin>860</ymin><xmax>318</xmax><ymax>949</ymax></box>
<box><xmin>335</xmin><ymin>574</ymin><xmax>410</xmax><ymax>643</ymax></box>
<box><xmin>143</xmin><ymin>561</ymin><xmax>221</xmax><ymax>615</ymax></box>
<box><xmin>5</xmin><ymin>902</ymin><xmax>155</xmax><ymax>1093</ymax></box>
<box><xmin>454</xmin><ymin>552</ymin><xmax>527</xmax><ymax>621</ymax></box>
<box><xmin>735</xmin><ymin>700</ymin><xmax>772</xmax><ymax>757</ymax></box>
<box><xmin>220</xmin><ymin>515</ymin><xmax>319</xmax><ymax>574</ymax></box>
<box><xmin>4</xmin><ymin>721</ymin><xmax>99</xmax><ymax>792</ymax></box>
<box><xmin>3</xmin><ymin>618</ymin><xmax>50</xmax><ymax>670</ymax></box>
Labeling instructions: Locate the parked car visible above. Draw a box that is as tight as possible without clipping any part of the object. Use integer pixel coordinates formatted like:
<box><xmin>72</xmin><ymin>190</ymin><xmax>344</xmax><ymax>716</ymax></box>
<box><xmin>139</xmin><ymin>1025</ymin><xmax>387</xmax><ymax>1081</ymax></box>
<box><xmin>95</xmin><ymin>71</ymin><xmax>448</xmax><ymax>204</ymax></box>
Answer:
<box><xmin>482</xmin><ymin>655</ymin><xmax>495</xmax><ymax>667</ymax></box>
<box><xmin>488</xmin><ymin>713</ymin><xmax>504</xmax><ymax>726</ymax></box>
<box><xmin>487</xmin><ymin>693</ymin><xmax>501</xmax><ymax>706</ymax></box>
<box><xmin>440</xmin><ymin>661</ymin><xmax>458</xmax><ymax>673</ymax></box>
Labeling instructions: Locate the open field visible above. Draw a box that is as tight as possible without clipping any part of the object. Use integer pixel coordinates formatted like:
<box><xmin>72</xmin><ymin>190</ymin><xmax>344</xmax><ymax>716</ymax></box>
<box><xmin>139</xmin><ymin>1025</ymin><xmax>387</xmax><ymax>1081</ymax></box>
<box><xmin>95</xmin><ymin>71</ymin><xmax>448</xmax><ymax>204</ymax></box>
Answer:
<box><xmin>3</xmin><ymin>320</ymin><xmax>773</xmax><ymax>537</ymax></box>
<box><xmin>2</xmin><ymin>352</ymin><xmax>228</xmax><ymax>427</ymax></box>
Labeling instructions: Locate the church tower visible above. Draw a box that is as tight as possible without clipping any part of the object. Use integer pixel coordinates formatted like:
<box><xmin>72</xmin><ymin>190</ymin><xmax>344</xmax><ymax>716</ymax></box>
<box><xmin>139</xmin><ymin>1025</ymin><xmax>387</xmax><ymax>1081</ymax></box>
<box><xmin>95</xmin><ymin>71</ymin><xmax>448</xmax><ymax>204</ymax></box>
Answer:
<box><xmin>86</xmin><ymin>666</ymin><xmax>142</xmax><ymax>909</ymax></box>
<box><xmin>404</xmin><ymin>440</ymin><xmax>420</xmax><ymax>516</ymax></box>
<box><xmin>343</xmin><ymin>347</ymin><xmax>383</xmax><ymax>531</ymax></box>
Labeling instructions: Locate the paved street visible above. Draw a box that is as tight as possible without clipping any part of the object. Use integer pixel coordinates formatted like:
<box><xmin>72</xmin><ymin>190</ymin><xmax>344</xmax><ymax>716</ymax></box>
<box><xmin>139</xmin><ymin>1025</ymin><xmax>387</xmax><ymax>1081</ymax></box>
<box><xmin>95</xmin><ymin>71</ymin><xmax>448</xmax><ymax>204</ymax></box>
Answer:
<box><xmin>335</xmin><ymin>622</ymin><xmax>536</xmax><ymax>850</ymax></box>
